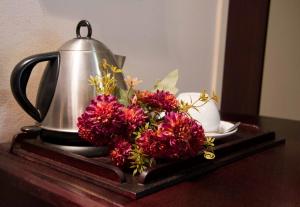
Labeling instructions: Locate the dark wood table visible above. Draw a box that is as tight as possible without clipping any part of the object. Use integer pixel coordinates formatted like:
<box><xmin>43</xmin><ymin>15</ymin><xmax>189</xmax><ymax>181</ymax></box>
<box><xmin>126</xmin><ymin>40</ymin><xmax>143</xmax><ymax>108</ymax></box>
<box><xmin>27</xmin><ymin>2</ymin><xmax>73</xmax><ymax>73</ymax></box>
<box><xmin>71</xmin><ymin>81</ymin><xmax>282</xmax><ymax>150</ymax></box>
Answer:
<box><xmin>1</xmin><ymin>114</ymin><xmax>300</xmax><ymax>207</ymax></box>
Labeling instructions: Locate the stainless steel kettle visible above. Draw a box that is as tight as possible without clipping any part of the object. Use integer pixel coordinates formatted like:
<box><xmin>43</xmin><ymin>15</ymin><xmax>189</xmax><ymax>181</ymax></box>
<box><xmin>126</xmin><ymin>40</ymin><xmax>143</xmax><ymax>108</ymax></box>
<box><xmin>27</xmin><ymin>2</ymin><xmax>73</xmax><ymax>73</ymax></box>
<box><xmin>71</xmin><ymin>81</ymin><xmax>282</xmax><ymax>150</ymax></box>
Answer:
<box><xmin>11</xmin><ymin>20</ymin><xmax>127</xmax><ymax>146</ymax></box>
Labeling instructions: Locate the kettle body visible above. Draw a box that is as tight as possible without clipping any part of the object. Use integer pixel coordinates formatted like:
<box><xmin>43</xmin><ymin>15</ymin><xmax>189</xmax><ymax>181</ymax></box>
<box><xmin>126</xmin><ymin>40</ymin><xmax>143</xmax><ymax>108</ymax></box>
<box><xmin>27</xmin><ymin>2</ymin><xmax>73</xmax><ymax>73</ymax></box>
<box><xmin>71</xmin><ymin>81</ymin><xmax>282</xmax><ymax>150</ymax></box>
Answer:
<box><xmin>11</xmin><ymin>20</ymin><xmax>126</xmax><ymax>137</ymax></box>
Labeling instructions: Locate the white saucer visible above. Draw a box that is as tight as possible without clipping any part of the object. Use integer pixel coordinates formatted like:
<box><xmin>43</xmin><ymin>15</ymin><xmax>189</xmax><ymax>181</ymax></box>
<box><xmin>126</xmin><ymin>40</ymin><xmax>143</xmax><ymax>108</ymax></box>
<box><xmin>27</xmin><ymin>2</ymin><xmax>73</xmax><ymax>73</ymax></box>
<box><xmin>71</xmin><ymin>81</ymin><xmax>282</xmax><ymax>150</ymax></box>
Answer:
<box><xmin>205</xmin><ymin>121</ymin><xmax>238</xmax><ymax>138</ymax></box>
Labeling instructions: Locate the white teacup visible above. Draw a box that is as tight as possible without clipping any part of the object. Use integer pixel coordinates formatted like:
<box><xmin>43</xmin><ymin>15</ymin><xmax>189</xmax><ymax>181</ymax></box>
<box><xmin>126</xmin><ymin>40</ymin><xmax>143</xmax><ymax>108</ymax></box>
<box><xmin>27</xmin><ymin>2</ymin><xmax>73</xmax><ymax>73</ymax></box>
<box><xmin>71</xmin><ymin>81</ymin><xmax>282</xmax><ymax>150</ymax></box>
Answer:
<box><xmin>177</xmin><ymin>92</ymin><xmax>220</xmax><ymax>132</ymax></box>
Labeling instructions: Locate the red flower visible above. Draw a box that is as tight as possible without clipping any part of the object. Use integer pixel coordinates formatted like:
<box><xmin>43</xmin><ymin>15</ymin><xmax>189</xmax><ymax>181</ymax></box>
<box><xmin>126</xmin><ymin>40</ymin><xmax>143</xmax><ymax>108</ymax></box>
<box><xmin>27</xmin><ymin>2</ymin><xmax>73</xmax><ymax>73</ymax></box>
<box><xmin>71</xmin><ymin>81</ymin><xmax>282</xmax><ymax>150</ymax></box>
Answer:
<box><xmin>122</xmin><ymin>105</ymin><xmax>147</xmax><ymax>136</ymax></box>
<box><xmin>136</xmin><ymin>129</ymin><xmax>157</xmax><ymax>156</ymax></box>
<box><xmin>110</xmin><ymin>138</ymin><xmax>132</xmax><ymax>168</ymax></box>
<box><xmin>77</xmin><ymin>95</ymin><xmax>125</xmax><ymax>146</ymax></box>
<box><xmin>137</xmin><ymin>90</ymin><xmax>179</xmax><ymax>112</ymax></box>
<box><xmin>137</xmin><ymin>112</ymin><xmax>205</xmax><ymax>159</ymax></box>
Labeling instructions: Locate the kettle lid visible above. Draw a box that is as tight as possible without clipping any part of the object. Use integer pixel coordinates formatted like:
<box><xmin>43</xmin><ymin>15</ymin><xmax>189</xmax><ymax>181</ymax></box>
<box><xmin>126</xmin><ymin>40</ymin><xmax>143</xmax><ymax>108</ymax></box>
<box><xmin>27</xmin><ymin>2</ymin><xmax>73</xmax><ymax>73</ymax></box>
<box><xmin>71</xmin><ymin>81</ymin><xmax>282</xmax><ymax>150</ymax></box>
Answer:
<box><xmin>59</xmin><ymin>20</ymin><xmax>111</xmax><ymax>52</ymax></box>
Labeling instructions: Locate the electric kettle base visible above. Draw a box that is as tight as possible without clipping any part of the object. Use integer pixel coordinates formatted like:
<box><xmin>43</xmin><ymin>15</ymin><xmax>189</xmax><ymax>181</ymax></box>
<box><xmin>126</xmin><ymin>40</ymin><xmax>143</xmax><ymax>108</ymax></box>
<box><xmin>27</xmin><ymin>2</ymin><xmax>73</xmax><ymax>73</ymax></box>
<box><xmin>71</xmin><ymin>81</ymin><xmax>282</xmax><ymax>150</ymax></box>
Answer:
<box><xmin>40</xmin><ymin>130</ymin><xmax>108</xmax><ymax>157</ymax></box>
<box><xmin>40</xmin><ymin>129</ymin><xmax>91</xmax><ymax>146</ymax></box>
<box><xmin>21</xmin><ymin>126</ymin><xmax>107</xmax><ymax>157</ymax></box>
<box><xmin>41</xmin><ymin>142</ymin><xmax>108</xmax><ymax>157</ymax></box>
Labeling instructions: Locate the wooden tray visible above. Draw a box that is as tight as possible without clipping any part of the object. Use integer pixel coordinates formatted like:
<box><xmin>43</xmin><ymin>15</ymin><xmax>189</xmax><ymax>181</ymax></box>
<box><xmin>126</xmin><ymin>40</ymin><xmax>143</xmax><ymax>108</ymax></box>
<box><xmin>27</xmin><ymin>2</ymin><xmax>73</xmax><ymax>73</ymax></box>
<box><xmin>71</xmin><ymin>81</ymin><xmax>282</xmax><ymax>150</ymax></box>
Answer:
<box><xmin>10</xmin><ymin>123</ymin><xmax>285</xmax><ymax>199</ymax></box>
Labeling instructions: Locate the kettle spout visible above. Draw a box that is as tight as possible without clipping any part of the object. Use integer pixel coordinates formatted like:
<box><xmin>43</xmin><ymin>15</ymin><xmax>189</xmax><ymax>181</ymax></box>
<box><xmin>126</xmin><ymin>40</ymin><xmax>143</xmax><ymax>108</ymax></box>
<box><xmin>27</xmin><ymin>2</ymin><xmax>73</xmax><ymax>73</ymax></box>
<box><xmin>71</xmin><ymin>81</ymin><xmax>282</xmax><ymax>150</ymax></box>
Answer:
<box><xmin>114</xmin><ymin>54</ymin><xmax>126</xmax><ymax>69</ymax></box>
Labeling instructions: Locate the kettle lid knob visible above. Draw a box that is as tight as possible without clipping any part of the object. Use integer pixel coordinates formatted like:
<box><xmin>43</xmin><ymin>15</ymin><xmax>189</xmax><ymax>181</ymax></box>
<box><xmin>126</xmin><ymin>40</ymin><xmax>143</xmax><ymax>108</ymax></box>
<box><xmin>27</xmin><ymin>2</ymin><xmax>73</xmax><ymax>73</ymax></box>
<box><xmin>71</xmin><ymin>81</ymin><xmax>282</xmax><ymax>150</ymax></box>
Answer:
<box><xmin>76</xmin><ymin>20</ymin><xmax>92</xmax><ymax>38</ymax></box>
<box><xmin>59</xmin><ymin>20</ymin><xmax>110</xmax><ymax>52</ymax></box>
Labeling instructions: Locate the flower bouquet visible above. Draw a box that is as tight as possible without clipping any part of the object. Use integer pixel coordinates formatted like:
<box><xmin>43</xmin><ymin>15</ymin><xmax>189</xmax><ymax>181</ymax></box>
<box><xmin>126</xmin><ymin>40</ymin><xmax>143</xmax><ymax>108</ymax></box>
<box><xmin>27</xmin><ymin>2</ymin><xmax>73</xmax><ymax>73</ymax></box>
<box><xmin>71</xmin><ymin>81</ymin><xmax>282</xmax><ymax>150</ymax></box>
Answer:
<box><xmin>77</xmin><ymin>59</ymin><xmax>216</xmax><ymax>175</ymax></box>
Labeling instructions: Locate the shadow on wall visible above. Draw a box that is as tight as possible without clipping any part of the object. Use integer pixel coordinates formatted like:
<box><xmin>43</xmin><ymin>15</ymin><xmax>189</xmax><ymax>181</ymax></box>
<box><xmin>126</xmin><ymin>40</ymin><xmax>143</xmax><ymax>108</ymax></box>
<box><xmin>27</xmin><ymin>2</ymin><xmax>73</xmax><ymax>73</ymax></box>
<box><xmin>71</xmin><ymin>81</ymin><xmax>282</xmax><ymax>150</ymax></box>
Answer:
<box><xmin>0</xmin><ymin>1</ymin><xmax>65</xmax><ymax>143</ymax></box>
<box><xmin>1</xmin><ymin>0</ymin><xmax>221</xmax><ymax>142</ymax></box>
<box><xmin>38</xmin><ymin>0</ymin><xmax>216</xmax><ymax>92</ymax></box>
<box><xmin>38</xmin><ymin>0</ymin><xmax>168</xmax><ymax>55</ymax></box>
<box><xmin>1</xmin><ymin>29</ymin><xmax>62</xmax><ymax>143</ymax></box>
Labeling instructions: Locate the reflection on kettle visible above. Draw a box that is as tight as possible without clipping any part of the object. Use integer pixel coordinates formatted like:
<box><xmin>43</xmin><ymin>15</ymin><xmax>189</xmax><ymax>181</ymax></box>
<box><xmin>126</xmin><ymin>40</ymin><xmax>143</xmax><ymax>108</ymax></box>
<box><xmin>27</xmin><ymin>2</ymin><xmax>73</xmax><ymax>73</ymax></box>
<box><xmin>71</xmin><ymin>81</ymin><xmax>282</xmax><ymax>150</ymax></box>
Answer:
<box><xmin>11</xmin><ymin>20</ymin><xmax>127</xmax><ymax>148</ymax></box>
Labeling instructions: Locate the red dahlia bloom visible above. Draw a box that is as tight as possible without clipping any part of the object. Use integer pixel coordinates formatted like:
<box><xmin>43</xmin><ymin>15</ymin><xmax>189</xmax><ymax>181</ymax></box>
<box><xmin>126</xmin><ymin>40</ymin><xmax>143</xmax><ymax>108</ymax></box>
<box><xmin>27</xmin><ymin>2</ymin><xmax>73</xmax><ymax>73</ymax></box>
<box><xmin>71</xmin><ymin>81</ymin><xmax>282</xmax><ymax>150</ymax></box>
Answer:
<box><xmin>137</xmin><ymin>112</ymin><xmax>205</xmax><ymax>159</ymax></box>
<box><xmin>158</xmin><ymin>112</ymin><xmax>206</xmax><ymax>158</ymax></box>
<box><xmin>136</xmin><ymin>129</ymin><xmax>157</xmax><ymax>156</ymax></box>
<box><xmin>137</xmin><ymin>90</ymin><xmax>179</xmax><ymax>112</ymax></box>
<box><xmin>122</xmin><ymin>105</ymin><xmax>147</xmax><ymax>136</ymax></box>
<box><xmin>77</xmin><ymin>95</ymin><xmax>125</xmax><ymax>146</ymax></box>
<box><xmin>110</xmin><ymin>138</ymin><xmax>132</xmax><ymax>168</ymax></box>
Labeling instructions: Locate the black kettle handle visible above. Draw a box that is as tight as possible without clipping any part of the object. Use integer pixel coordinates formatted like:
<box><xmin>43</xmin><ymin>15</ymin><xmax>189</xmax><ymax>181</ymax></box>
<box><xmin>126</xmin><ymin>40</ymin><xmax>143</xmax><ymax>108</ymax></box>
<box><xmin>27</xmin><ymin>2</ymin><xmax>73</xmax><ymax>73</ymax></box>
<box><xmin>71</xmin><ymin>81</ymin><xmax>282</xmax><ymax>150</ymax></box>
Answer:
<box><xmin>10</xmin><ymin>52</ymin><xmax>59</xmax><ymax>122</ymax></box>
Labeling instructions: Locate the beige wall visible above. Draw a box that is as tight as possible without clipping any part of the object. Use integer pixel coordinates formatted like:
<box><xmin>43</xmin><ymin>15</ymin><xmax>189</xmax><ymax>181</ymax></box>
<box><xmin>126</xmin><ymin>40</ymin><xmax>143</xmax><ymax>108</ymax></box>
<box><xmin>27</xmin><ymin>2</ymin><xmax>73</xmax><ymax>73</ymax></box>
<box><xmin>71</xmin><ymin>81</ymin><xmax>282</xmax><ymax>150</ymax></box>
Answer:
<box><xmin>0</xmin><ymin>0</ymin><xmax>228</xmax><ymax>142</ymax></box>
<box><xmin>260</xmin><ymin>0</ymin><xmax>300</xmax><ymax>121</ymax></box>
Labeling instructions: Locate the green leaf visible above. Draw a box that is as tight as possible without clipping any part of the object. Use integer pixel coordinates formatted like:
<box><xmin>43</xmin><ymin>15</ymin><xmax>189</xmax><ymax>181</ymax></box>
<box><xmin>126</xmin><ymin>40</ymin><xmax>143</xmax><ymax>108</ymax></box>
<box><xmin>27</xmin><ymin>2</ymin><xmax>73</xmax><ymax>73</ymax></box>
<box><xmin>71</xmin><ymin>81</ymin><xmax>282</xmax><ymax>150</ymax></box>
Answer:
<box><xmin>153</xmin><ymin>69</ymin><xmax>179</xmax><ymax>94</ymax></box>
<box><xmin>117</xmin><ymin>88</ymin><xmax>129</xmax><ymax>106</ymax></box>
<box><xmin>117</xmin><ymin>87</ymin><xmax>135</xmax><ymax>106</ymax></box>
